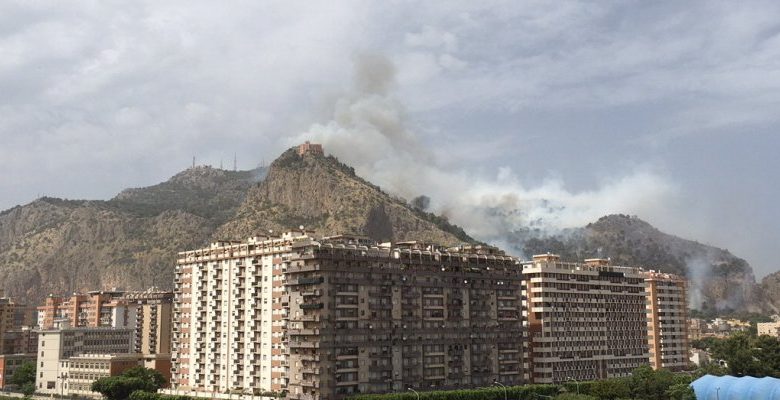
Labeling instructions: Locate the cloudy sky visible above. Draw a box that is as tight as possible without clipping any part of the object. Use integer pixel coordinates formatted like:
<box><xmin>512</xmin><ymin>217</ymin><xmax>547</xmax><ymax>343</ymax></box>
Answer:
<box><xmin>1</xmin><ymin>1</ymin><xmax>778</xmax><ymax>276</ymax></box>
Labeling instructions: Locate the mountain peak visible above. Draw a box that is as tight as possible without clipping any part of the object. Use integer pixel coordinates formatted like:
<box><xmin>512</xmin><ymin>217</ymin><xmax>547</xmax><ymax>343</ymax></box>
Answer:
<box><xmin>216</xmin><ymin>146</ymin><xmax>473</xmax><ymax>245</ymax></box>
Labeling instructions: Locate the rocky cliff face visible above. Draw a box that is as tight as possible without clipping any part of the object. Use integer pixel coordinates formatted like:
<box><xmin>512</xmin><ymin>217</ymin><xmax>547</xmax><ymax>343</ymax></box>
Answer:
<box><xmin>215</xmin><ymin>149</ymin><xmax>473</xmax><ymax>245</ymax></box>
<box><xmin>0</xmin><ymin>166</ymin><xmax>259</xmax><ymax>301</ymax></box>
<box><xmin>762</xmin><ymin>271</ymin><xmax>780</xmax><ymax>313</ymax></box>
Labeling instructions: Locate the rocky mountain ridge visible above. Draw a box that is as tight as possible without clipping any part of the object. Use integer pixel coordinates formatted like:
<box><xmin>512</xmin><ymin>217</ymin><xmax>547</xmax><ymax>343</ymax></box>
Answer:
<box><xmin>0</xmin><ymin>147</ymin><xmax>775</xmax><ymax>313</ymax></box>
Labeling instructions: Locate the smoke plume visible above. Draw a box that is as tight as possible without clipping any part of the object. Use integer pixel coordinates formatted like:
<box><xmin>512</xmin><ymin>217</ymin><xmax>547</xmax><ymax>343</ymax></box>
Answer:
<box><xmin>290</xmin><ymin>55</ymin><xmax>676</xmax><ymax>256</ymax></box>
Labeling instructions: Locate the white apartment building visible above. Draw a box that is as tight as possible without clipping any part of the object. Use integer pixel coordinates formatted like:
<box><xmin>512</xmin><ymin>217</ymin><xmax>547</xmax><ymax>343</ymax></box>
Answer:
<box><xmin>171</xmin><ymin>231</ymin><xmax>315</xmax><ymax>397</ymax></box>
<box><xmin>522</xmin><ymin>255</ymin><xmax>650</xmax><ymax>383</ymax></box>
<box><xmin>645</xmin><ymin>272</ymin><xmax>689</xmax><ymax>371</ymax></box>
<box><xmin>35</xmin><ymin>327</ymin><xmax>134</xmax><ymax>395</ymax></box>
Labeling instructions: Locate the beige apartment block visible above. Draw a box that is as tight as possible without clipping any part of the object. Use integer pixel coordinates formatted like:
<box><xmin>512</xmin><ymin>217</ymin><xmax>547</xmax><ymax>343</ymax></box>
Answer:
<box><xmin>645</xmin><ymin>272</ymin><xmax>689</xmax><ymax>371</ymax></box>
<box><xmin>523</xmin><ymin>255</ymin><xmax>650</xmax><ymax>384</ymax></box>
<box><xmin>170</xmin><ymin>232</ymin><xmax>527</xmax><ymax>400</ymax></box>
<box><xmin>35</xmin><ymin>327</ymin><xmax>134</xmax><ymax>395</ymax></box>
<box><xmin>757</xmin><ymin>321</ymin><xmax>780</xmax><ymax>337</ymax></box>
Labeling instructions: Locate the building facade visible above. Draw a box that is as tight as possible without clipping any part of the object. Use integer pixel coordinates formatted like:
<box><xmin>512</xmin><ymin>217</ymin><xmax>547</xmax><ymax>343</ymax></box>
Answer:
<box><xmin>62</xmin><ymin>353</ymin><xmax>143</xmax><ymax>398</ymax></box>
<box><xmin>0</xmin><ymin>354</ymin><xmax>36</xmax><ymax>389</ymax></box>
<box><xmin>1</xmin><ymin>328</ymin><xmax>38</xmax><ymax>355</ymax></box>
<box><xmin>0</xmin><ymin>298</ymin><xmax>34</xmax><ymax>354</ymax></box>
<box><xmin>757</xmin><ymin>321</ymin><xmax>780</xmax><ymax>337</ymax></box>
<box><xmin>170</xmin><ymin>232</ymin><xmax>527</xmax><ymax>400</ymax></box>
<box><xmin>522</xmin><ymin>255</ymin><xmax>650</xmax><ymax>384</ymax></box>
<box><xmin>35</xmin><ymin>327</ymin><xmax>134</xmax><ymax>395</ymax></box>
<box><xmin>645</xmin><ymin>272</ymin><xmax>689</xmax><ymax>371</ymax></box>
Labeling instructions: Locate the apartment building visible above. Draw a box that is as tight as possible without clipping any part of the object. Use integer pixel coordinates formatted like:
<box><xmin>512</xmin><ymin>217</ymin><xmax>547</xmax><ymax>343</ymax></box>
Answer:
<box><xmin>122</xmin><ymin>289</ymin><xmax>173</xmax><ymax>355</ymax></box>
<box><xmin>37</xmin><ymin>290</ymin><xmax>129</xmax><ymax>329</ymax></box>
<box><xmin>1</xmin><ymin>328</ymin><xmax>38</xmax><ymax>355</ymax></box>
<box><xmin>37</xmin><ymin>289</ymin><xmax>173</xmax><ymax>377</ymax></box>
<box><xmin>170</xmin><ymin>232</ymin><xmax>527</xmax><ymax>400</ymax></box>
<box><xmin>522</xmin><ymin>255</ymin><xmax>650</xmax><ymax>384</ymax></box>
<box><xmin>0</xmin><ymin>297</ymin><xmax>35</xmax><ymax>354</ymax></box>
<box><xmin>645</xmin><ymin>272</ymin><xmax>689</xmax><ymax>371</ymax></box>
<box><xmin>35</xmin><ymin>327</ymin><xmax>134</xmax><ymax>395</ymax></box>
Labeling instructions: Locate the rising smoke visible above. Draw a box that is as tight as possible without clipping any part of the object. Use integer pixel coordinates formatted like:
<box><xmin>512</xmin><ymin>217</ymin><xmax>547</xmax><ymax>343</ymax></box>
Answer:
<box><xmin>290</xmin><ymin>54</ymin><xmax>676</xmax><ymax>256</ymax></box>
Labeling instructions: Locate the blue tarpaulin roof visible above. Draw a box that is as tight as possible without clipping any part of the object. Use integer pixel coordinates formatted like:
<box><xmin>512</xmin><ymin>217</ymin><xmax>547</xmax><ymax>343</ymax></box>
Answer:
<box><xmin>692</xmin><ymin>374</ymin><xmax>780</xmax><ymax>400</ymax></box>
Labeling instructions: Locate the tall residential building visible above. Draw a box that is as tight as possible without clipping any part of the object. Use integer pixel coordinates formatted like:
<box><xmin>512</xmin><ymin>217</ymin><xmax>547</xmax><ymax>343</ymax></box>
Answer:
<box><xmin>170</xmin><ymin>232</ymin><xmax>527</xmax><ymax>400</ymax></box>
<box><xmin>645</xmin><ymin>272</ymin><xmax>689</xmax><ymax>371</ymax></box>
<box><xmin>0</xmin><ymin>297</ymin><xmax>35</xmax><ymax>354</ymax></box>
<box><xmin>35</xmin><ymin>327</ymin><xmax>134</xmax><ymax>395</ymax></box>
<box><xmin>522</xmin><ymin>255</ymin><xmax>650</xmax><ymax>384</ymax></box>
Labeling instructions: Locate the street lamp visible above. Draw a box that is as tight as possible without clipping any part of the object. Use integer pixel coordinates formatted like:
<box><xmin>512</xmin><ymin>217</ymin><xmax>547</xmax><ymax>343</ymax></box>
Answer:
<box><xmin>566</xmin><ymin>377</ymin><xmax>579</xmax><ymax>395</ymax></box>
<box><xmin>492</xmin><ymin>379</ymin><xmax>507</xmax><ymax>400</ymax></box>
<box><xmin>408</xmin><ymin>387</ymin><xmax>420</xmax><ymax>400</ymax></box>
<box><xmin>59</xmin><ymin>372</ymin><xmax>68</xmax><ymax>398</ymax></box>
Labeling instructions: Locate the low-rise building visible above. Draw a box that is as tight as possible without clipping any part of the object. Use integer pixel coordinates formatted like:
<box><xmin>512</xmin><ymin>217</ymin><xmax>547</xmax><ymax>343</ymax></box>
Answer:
<box><xmin>35</xmin><ymin>327</ymin><xmax>134</xmax><ymax>395</ymax></box>
<box><xmin>757</xmin><ymin>321</ymin><xmax>780</xmax><ymax>337</ymax></box>
<box><xmin>0</xmin><ymin>353</ymin><xmax>36</xmax><ymax>389</ymax></box>
<box><xmin>62</xmin><ymin>353</ymin><xmax>143</xmax><ymax>398</ymax></box>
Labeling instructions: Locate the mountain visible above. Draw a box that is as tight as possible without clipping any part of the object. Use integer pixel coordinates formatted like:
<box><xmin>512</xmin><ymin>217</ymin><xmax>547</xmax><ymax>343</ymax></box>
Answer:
<box><xmin>0</xmin><ymin>166</ymin><xmax>261</xmax><ymax>301</ymax></box>
<box><xmin>215</xmin><ymin>148</ymin><xmax>473</xmax><ymax>244</ymax></box>
<box><xmin>0</xmin><ymin>150</ymin><xmax>473</xmax><ymax>303</ymax></box>
<box><xmin>519</xmin><ymin>214</ymin><xmax>769</xmax><ymax>313</ymax></box>
<box><xmin>762</xmin><ymin>271</ymin><xmax>780</xmax><ymax>313</ymax></box>
<box><xmin>0</xmin><ymin>147</ymin><xmax>774</xmax><ymax>313</ymax></box>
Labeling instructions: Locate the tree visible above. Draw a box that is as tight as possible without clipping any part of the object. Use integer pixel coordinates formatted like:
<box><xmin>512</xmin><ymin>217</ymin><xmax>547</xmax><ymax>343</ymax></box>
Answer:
<box><xmin>21</xmin><ymin>382</ymin><xmax>36</xmax><ymax>398</ymax></box>
<box><xmin>9</xmin><ymin>361</ymin><xmax>36</xmax><ymax>386</ymax></box>
<box><xmin>666</xmin><ymin>383</ymin><xmax>696</xmax><ymax>400</ymax></box>
<box><xmin>588</xmin><ymin>378</ymin><xmax>630</xmax><ymax>400</ymax></box>
<box><xmin>708</xmin><ymin>331</ymin><xmax>780</xmax><ymax>377</ymax></box>
<box><xmin>91</xmin><ymin>367</ymin><xmax>166</xmax><ymax>400</ymax></box>
<box><xmin>628</xmin><ymin>365</ymin><xmax>677</xmax><ymax>400</ymax></box>
<box><xmin>122</xmin><ymin>366</ymin><xmax>167</xmax><ymax>389</ymax></box>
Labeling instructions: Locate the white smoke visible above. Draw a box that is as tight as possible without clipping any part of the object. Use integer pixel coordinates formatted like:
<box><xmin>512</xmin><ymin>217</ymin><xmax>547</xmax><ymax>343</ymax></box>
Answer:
<box><xmin>290</xmin><ymin>55</ymin><xmax>676</xmax><ymax>254</ymax></box>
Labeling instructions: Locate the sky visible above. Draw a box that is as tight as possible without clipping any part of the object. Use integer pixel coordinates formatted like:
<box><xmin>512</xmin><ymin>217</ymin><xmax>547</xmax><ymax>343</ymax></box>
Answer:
<box><xmin>1</xmin><ymin>1</ymin><xmax>778</xmax><ymax>277</ymax></box>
